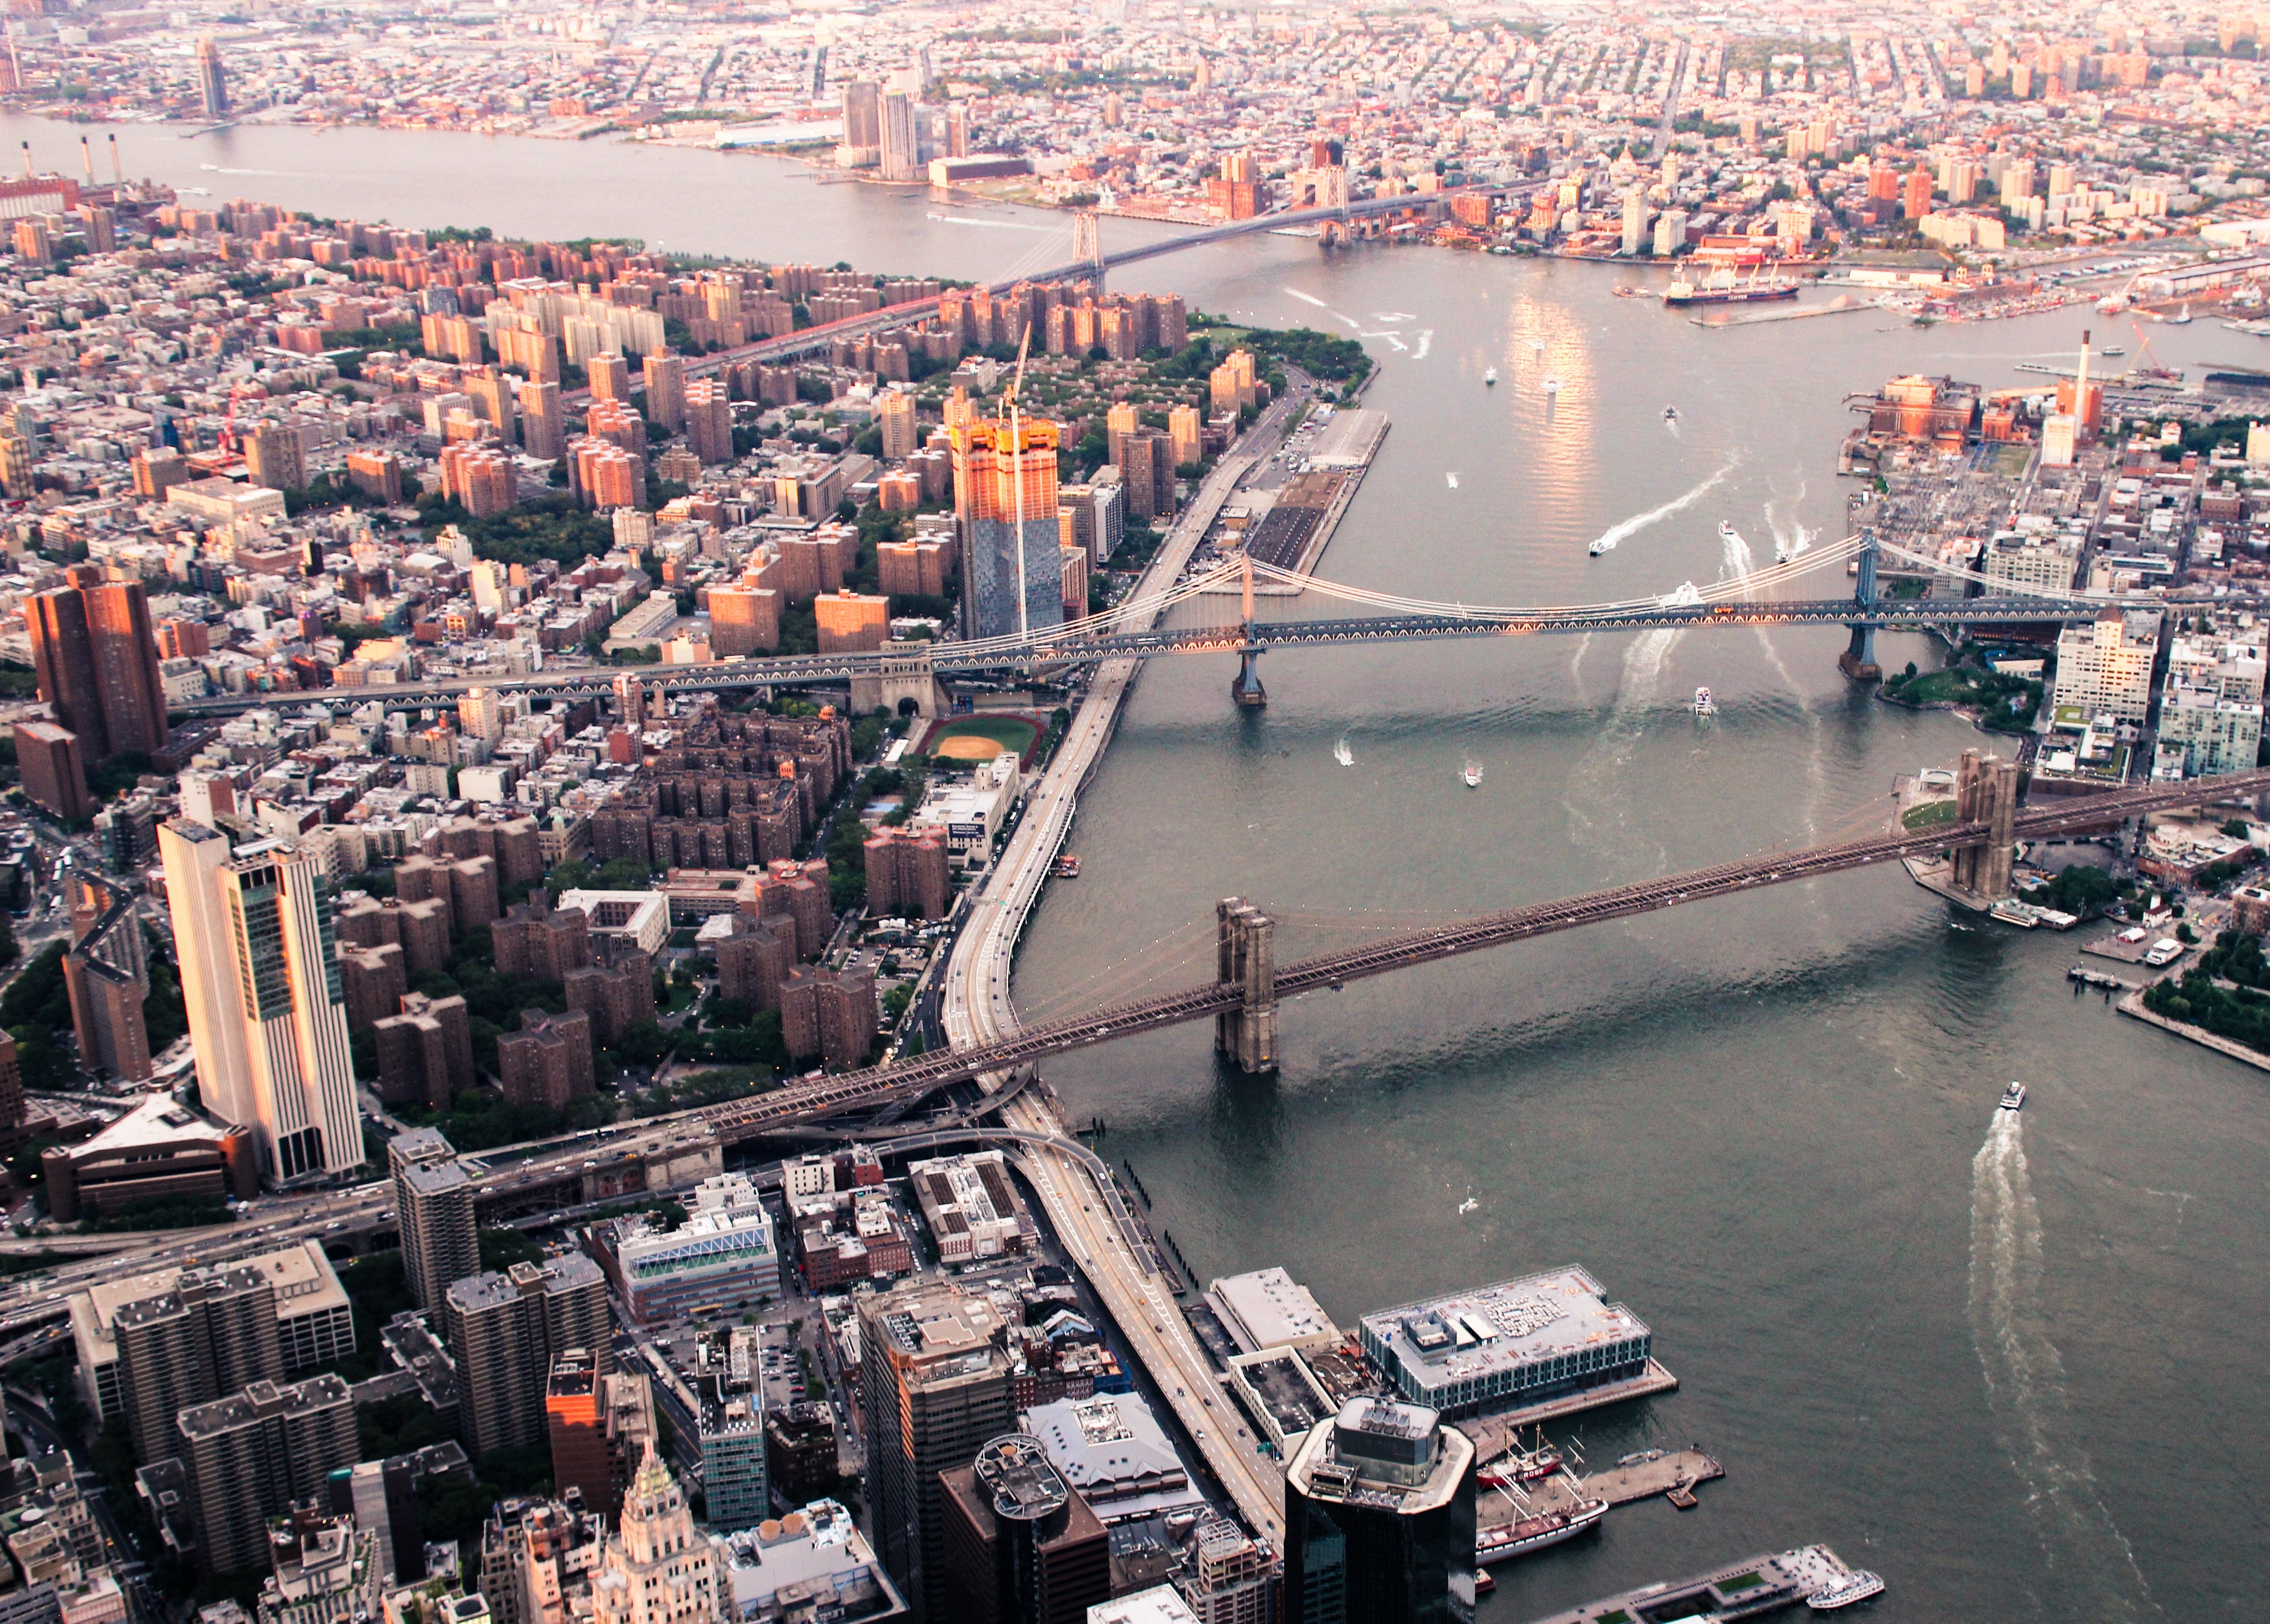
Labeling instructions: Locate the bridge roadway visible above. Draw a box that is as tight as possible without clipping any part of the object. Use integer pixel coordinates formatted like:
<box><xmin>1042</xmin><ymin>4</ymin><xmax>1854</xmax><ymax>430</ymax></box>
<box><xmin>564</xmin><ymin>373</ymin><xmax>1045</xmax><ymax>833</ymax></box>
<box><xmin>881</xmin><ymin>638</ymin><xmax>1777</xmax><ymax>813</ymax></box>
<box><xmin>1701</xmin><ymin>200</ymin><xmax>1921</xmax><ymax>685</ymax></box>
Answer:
<box><xmin>650</xmin><ymin>182</ymin><xmax>1543</xmax><ymax>380</ymax></box>
<box><xmin>1</xmin><ymin>761</ymin><xmax>2255</xmax><ymax>1355</ymax></box>
<box><xmin>166</xmin><ymin>594</ymin><xmax>2106</xmax><ymax>721</ymax></box>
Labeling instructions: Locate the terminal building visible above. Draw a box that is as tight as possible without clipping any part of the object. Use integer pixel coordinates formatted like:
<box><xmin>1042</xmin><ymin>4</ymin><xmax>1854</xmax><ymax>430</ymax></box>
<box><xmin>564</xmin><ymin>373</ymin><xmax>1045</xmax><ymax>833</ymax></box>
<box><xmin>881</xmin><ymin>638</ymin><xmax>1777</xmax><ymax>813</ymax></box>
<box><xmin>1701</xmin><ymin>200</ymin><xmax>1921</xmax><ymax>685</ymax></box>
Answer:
<box><xmin>1357</xmin><ymin>1267</ymin><xmax>1653</xmax><ymax>1419</ymax></box>
<box><xmin>1205</xmin><ymin>1267</ymin><xmax>1339</xmax><ymax>1356</ymax></box>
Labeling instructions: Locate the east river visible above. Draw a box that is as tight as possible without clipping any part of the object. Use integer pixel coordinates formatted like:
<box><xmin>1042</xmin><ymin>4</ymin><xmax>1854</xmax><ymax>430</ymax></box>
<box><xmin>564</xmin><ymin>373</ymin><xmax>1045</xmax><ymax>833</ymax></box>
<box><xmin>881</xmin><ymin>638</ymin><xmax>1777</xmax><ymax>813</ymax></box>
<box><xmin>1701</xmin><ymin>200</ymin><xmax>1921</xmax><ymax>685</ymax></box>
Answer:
<box><xmin>16</xmin><ymin>113</ymin><xmax>2270</xmax><ymax>1621</ymax></box>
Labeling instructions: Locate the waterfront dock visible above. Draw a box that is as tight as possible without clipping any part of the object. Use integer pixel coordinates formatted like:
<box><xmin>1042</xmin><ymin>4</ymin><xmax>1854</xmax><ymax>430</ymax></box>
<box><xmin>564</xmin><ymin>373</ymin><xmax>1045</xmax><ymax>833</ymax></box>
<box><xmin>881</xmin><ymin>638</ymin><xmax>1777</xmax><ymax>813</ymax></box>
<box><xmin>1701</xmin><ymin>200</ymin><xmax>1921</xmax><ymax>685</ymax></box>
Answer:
<box><xmin>1454</xmin><ymin>1359</ymin><xmax>1680</xmax><ymax>1461</ymax></box>
<box><xmin>1530</xmin><ymin>1543</ymin><xmax>1874</xmax><ymax>1623</ymax></box>
<box><xmin>1479</xmin><ymin>1447</ymin><xmax>1723</xmax><ymax>1526</ymax></box>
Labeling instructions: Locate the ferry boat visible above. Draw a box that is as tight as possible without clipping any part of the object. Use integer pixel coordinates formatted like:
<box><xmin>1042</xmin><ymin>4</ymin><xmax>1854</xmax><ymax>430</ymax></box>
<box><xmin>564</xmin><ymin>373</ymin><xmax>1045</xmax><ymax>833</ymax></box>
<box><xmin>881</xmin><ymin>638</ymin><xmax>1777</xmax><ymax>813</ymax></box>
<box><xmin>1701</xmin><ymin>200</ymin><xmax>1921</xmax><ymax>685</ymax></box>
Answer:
<box><xmin>1664</xmin><ymin>267</ymin><xmax>1800</xmax><ymax>306</ymax></box>
<box><xmin>1476</xmin><ymin>1499</ymin><xmax>1607</xmax><ymax>1564</ymax></box>
<box><xmin>1050</xmin><ymin>855</ymin><xmax>1082</xmax><ymax>879</ymax></box>
<box><xmin>1998</xmin><ymin>1080</ymin><xmax>2026</xmax><ymax>1112</ymax></box>
<box><xmin>1693</xmin><ymin>687</ymin><xmax>1717</xmax><ymax>718</ymax></box>
<box><xmin>1484</xmin><ymin>367</ymin><xmax>1498</xmax><ymax>385</ymax></box>
<box><xmin>1463</xmin><ymin>761</ymin><xmax>1484</xmax><ymax>788</ymax></box>
<box><xmin>1807</xmin><ymin>1570</ymin><xmax>1886</xmax><ymax>1611</ymax></box>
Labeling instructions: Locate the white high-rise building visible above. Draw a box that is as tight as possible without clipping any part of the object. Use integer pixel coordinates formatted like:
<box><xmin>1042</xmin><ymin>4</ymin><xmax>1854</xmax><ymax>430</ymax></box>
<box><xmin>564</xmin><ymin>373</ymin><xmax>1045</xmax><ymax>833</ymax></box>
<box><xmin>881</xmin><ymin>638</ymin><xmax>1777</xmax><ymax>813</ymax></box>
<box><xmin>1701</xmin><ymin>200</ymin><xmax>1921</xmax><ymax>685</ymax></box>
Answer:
<box><xmin>459</xmin><ymin>686</ymin><xmax>505</xmax><ymax>742</ymax></box>
<box><xmin>160</xmin><ymin>821</ymin><xmax>362</xmax><ymax>1184</ymax></box>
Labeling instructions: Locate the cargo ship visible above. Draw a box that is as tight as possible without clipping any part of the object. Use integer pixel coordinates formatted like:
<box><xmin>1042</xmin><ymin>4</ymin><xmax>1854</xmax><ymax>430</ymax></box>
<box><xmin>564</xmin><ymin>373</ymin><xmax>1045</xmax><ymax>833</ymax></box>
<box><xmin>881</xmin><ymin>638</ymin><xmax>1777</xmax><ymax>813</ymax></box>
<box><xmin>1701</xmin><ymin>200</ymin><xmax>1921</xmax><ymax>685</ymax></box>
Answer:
<box><xmin>1475</xmin><ymin>1498</ymin><xmax>1607</xmax><ymax>1563</ymax></box>
<box><xmin>1666</xmin><ymin>268</ymin><xmax>1801</xmax><ymax>306</ymax></box>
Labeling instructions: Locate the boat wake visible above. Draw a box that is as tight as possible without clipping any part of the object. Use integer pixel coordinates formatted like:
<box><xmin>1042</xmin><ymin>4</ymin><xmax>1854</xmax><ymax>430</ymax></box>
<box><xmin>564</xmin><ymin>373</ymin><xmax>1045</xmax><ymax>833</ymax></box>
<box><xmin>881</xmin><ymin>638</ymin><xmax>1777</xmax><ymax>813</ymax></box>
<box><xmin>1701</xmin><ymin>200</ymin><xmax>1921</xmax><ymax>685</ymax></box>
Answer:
<box><xmin>1563</xmin><ymin>627</ymin><xmax>1680</xmax><ymax>869</ymax></box>
<box><xmin>1764</xmin><ymin>488</ymin><xmax>1818</xmax><ymax>563</ymax></box>
<box><xmin>1582</xmin><ymin>459</ymin><xmax>1735</xmax><ymax>557</ymax></box>
<box><xmin>1968</xmin><ymin>1110</ymin><xmax>2159</xmax><ymax>1620</ymax></box>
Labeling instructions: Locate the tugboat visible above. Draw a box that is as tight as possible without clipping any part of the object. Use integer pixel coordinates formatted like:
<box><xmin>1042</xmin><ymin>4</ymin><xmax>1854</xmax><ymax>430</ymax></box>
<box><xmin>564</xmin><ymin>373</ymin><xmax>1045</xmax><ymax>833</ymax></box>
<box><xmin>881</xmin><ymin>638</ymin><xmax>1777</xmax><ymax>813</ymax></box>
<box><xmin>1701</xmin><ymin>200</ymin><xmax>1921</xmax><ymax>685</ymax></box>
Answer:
<box><xmin>1998</xmin><ymin>1080</ymin><xmax>2027</xmax><ymax>1112</ymax></box>
<box><xmin>1475</xmin><ymin>1499</ymin><xmax>1608</xmax><ymax>1563</ymax></box>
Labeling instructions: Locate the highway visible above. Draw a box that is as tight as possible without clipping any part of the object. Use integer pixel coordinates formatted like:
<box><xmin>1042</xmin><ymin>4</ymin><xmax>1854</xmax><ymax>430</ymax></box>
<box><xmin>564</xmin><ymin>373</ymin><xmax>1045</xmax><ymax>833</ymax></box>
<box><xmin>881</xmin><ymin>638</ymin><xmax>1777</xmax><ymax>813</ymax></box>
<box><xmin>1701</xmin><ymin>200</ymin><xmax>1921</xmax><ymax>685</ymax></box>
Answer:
<box><xmin>936</xmin><ymin>390</ymin><xmax>1308</xmax><ymax>1547</ymax></box>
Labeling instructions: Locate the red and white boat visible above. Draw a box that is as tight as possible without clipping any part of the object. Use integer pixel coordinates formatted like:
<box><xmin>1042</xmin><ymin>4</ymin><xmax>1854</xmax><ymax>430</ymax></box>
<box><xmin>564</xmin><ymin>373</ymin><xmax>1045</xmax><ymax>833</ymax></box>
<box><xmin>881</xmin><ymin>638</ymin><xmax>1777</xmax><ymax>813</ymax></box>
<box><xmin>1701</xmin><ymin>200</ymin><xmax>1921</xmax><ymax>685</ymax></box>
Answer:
<box><xmin>1476</xmin><ymin>1498</ymin><xmax>1607</xmax><ymax>1564</ymax></box>
<box><xmin>1479</xmin><ymin>1443</ymin><xmax>1564</xmax><ymax>1489</ymax></box>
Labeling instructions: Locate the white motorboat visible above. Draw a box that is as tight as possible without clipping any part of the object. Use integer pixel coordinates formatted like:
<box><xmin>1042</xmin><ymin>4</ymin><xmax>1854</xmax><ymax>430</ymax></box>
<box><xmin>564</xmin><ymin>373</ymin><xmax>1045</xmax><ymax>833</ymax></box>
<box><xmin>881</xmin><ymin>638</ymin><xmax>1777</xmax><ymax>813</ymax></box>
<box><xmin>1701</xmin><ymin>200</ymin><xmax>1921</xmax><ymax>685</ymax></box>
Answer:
<box><xmin>1998</xmin><ymin>1080</ymin><xmax>2026</xmax><ymax>1111</ymax></box>
<box><xmin>1484</xmin><ymin>366</ymin><xmax>1498</xmax><ymax>385</ymax></box>
<box><xmin>1541</xmin><ymin>376</ymin><xmax>1564</xmax><ymax>394</ymax></box>
<box><xmin>1693</xmin><ymin>687</ymin><xmax>1717</xmax><ymax>717</ymax></box>
<box><xmin>1463</xmin><ymin>761</ymin><xmax>1484</xmax><ymax>788</ymax></box>
<box><xmin>1333</xmin><ymin>738</ymin><xmax>1353</xmax><ymax>767</ymax></box>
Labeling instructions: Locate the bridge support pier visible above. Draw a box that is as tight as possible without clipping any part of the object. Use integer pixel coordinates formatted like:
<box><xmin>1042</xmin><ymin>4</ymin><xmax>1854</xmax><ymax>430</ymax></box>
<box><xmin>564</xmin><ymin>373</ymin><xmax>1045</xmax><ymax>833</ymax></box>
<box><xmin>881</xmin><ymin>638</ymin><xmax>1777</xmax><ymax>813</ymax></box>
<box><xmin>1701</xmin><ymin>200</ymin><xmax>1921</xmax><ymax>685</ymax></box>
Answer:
<box><xmin>1215</xmin><ymin>898</ymin><xmax>1278</xmax><ymax>1073</ymax></box>
<box><xmin>1232</xmin><ymin>644</ymin><xmax>1267</xmax><ymax>707</ymax></box>
<box><xmin>1839</xmin><ymin>622</ymin><xmax>1881</xmax><ymax>683</ymax></box>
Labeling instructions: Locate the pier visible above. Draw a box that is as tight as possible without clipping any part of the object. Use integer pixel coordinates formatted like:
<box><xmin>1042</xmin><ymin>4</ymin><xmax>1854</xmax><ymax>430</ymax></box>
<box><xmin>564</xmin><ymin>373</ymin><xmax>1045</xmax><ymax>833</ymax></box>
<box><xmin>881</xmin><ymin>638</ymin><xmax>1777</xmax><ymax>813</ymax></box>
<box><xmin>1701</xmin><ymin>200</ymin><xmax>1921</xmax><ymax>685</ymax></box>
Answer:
<box><xmin>1478</xmin><ymin>1446</ymin><xmax>1724</xmax><ymax>1532</ymax></box>
<box><xmin>1454</xmin><ymin>1359</ymin><xmax>1681</xmax><ymax>1460</ymax></box>
<box><xmin>1532</xmin><ymin>1544</ymin><xmax>1875</xmax><ymax>1624</ymax></box>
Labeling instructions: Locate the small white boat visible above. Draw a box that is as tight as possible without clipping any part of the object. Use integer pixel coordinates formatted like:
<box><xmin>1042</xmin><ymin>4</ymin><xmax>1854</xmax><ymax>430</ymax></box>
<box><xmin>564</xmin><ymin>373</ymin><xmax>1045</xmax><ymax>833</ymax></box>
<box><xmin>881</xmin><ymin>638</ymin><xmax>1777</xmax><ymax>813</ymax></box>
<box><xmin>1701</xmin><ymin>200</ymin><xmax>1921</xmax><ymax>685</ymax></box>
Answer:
<box><xmin>1998</xmin><ymin>1080</ymin><xmax>2027</xmax><ymax>1112</ymax></box>
<box><xmin>1717</xmin><ymin>521</ymin><xmax>1737</xmax><ymax>541</ymax></box>
<box><xmin>1484</xmin><ymin>367</ymin><xmax>1498</xmax><ymax>385</ymax></box>
<box><xmin>1457</xmin><ymin>1196</ymin><xmax>1478</xmax><ymax>1214</ymax></box>
<box><xmin>1333</xmin><ymin>738</ymin><xmax>1353</xmax><ymax>767</ymax></box>
<box><xmin>1463</xmin><ymin>761</ymin><xmax>1484</xmax><ymax>788</ymax></box>
<box><xmin>1541</xmin><ymin>376</ymin><xmax>1564</xmax><ymax>394</ymax></box>
<box><xmin>1662</xmin><ymin>405</ymin><xmax>1679</xmax><ymax>422</ymax></box>
<box><xmin>2171</xmin><ymin>304</ymin><xmax>2192</xmax><ymax>324</ymax></box>
<box><xmin>1446</xmin><ymin>472</ymin><xmax>1460</xmax><ymax>488</ymax></box>
<box><xmin>1589</xmin><ymin>539</ymin><xmax>1611</xmax><ymax>556</ymax></box>
<box><xmin>1807</xmin><ymin>1571</ymin><xmax>1886</xmax><ymax>1611</ymax></box>
<box><xmin>1773</xmin><ymin>538</ymin><xmax>1791</xmax><ymax>564</ymax></box>
<box><xmin>1527</xmin><ymin>336</ymin><xmax>1546</xmax><ymax>353</ymax></box>
<box><xmin>1693</xmin><ymin>686</ymin><xmax>1717</xmax><ymax>717</ymax></box>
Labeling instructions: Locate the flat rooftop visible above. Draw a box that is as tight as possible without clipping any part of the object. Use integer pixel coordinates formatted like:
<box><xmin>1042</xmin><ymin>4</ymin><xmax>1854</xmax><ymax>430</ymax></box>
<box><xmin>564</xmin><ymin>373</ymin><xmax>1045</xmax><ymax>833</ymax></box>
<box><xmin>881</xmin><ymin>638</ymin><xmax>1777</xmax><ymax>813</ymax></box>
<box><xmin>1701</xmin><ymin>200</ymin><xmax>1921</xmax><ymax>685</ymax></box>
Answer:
<box><xmin>1208</xmin><ymin>1266</ymin><xmax>1337</xmax><ymax>1353</ymax></box>
<box><xmin>1360</xmin><ymin>1267</ymin><xmax>1649</xmax><ymax>1383</ymax></box>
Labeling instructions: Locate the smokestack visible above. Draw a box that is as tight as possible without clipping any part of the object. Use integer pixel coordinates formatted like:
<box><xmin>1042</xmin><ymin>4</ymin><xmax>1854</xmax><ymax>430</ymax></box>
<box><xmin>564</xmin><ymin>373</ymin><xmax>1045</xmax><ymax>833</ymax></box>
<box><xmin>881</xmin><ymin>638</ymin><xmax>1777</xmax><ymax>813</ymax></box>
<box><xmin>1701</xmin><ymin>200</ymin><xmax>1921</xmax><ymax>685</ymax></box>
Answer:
<box><xmin>108</xmin><ymin>133</ymin><xmax>120</xmax><ymax>183</ymax></box>
<box><xmin>17</xmin><ymin>141</ymin><xmax>28</xmax><ymax>180</ymax></box>
<box><xmin>79</xmin><ymin>135</ymin><xmax>91</xmax><ymax>183</ymax></box>
<box><xmin>2076</xmin><ymin>327</ymin><xmax>2091</xmax><ymax>435</ymax></box>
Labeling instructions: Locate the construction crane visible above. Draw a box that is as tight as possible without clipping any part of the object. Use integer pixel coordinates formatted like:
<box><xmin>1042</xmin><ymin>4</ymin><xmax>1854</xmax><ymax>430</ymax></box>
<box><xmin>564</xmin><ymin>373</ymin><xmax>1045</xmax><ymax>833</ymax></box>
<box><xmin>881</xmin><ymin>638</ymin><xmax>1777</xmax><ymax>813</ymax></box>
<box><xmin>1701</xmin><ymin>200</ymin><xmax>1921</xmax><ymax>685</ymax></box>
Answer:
<box><xmin>216</xmin><ymin>379</ymin><xmax>254</xmax><ymax>456</ymax></box>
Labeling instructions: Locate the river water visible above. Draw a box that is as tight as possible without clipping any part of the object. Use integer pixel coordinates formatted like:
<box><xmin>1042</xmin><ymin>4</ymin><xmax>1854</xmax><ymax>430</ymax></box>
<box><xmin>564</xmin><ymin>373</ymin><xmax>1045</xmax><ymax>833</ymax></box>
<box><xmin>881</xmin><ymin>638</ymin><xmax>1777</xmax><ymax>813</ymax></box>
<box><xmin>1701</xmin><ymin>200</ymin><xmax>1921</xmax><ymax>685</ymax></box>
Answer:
<box><xmin>17</xmin><ymin>112</ymin><xmax>2266</xmax><ymax>1621</ymax></box>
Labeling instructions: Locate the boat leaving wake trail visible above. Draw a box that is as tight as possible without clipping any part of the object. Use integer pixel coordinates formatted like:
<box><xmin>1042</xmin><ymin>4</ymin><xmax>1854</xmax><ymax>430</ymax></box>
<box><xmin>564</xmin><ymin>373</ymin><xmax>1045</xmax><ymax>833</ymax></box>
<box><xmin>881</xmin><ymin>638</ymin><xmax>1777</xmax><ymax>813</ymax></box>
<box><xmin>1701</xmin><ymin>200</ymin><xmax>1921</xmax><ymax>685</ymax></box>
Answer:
<box><xmin>1969</xmin><ymin>1110</ymin><xmax>2159</xmax><ymax>1621</ymax></box>
<box><xmin>1583</xmin><ymin>459</ymin><xmax>1734</xmax><ymax>556</ymax></box>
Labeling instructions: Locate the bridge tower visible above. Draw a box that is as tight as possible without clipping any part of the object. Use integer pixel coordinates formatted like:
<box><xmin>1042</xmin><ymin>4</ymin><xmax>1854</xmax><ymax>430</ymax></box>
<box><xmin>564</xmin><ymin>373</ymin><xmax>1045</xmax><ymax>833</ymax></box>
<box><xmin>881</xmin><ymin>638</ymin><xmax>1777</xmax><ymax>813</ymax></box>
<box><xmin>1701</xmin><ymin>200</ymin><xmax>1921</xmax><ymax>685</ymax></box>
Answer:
<box><xmin>1839</xmin><ymin>528</ymin><xmax>1884</xmax><ymax>682</ymax></box>
<box><xmin>1950</xmin><ymin>749</ymin><xmax>2021</xmax><ymax>898</ymax></box>
<box><xmin>1214</xmin><ymin>897</ymin><xmax>1278</xmax><ymax>1073</ymax></box>
<box><xmin>1072</xmin><ymin>210</ymin><xmax>1104</xmax><ymax>294</ymax></box>
<box><xmin>1232</xmin><ymin>554</ymin><xmax>1268</xmax><ymax>707</ymax></box>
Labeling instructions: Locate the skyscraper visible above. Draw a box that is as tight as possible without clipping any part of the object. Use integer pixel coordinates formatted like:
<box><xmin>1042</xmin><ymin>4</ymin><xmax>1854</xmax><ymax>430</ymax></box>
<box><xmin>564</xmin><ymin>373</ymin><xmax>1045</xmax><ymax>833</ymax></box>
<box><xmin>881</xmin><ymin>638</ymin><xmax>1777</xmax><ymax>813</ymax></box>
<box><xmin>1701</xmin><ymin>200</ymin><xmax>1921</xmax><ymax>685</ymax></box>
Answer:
<box><xmin>26</xmin><ymin>576</ymin><xmax>169</xmax><ymax>762</ymax></box>
<box><xmin>390</xmin><ymin>1128</ymin><xmax>478</xmax><ymax>1313</ymax></box>
<box><xmin>1283</xmin><ymin>1399</ymin><xmax>1476</xmax><ymax>1624</ymax></box>
<box><xmin>881</xmin><ymin>90</ymin><xmax>922</xmax><ymax>181</ymax></box>
<box><xmin>519</xmin><ymin>379</ymin><xmax>566</xmax><ymax>461</ymax></box>
<box><xmin>445</xmin><ymin>1257</ymin><xmax>611</xmax><ymax>1457</ymax></box>
<box><xmin>938</xmin><ymin>1433</ymin><xmax>1111</xmax><ymax>1623</ymax></box>
<box><xmin>641</xmin><ymin>353</ymin><xmax>685</xmax><ymax>432</ymax></box>
<box><xmin>177</xmin><ymin>1374</ymin><xmax>356</xmax><ymax>1574</ymax></box>
<box><xmin>110</xmin><ymin>1263</ymin><xmax>282</xmax><ymax>1467</ymax></box>
<box><xmin>858</xmin><ymin>1281</ymin><xmax>1013</xmax><ymax>1623</ymax></box>
<box><xmin>840</xmin><ymin>82</ymin><xmax>883</xmax><ymax>166</ymax></box>
<box><xmin>589</xmin><ymin>1448</ymin><xmax>721</xmax><ymax>1624</ymax></box>
<box><xmin>951</xmin><ymin>415</ymin><xmax>1064</xmax><ymax>641</ymax></box>
<box><xmin>244</xmin><ymin>425</ymin><xmax>307</xmax><ymax>492</ymax></box>
<box><xmin>195</xmin><ymin>36</ymin><xmax>229</xmax><ymax>118</ymax></box>
<box><xmin>160</xmin><ymin>823</ymin><xmax>361</xmax><ymax>1185</ymax></box>
<box><xmin>12</xmin><ymin>720</ymin><xmax>89</xmax><ymax>821</ymax></box>
<box><xmin>63</xmin><ymin>870</ymin><xmax>151</xmax><ymax>1082</ymax></box>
